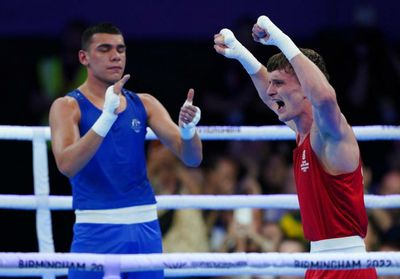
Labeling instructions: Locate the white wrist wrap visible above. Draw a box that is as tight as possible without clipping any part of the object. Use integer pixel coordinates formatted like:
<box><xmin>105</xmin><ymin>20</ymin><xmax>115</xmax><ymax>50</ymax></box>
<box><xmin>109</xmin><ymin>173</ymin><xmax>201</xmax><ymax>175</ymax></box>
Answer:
<box><xmin>92</xmin><ymin>112</ymin><xmax>118</xmax><ymax>137</ymax></box>
<box><xmin>92</xmin><ymin>85</ymin><xmax>120</xmax><ymax>137</ymax></box>
<box><xmin>220</xmin><ymin>28</ymin><xmax>261</xmax><ymax>74</ymax></box>
<box><xmin>180</xmin><ymin>126</ymin><xmax>196</xmax><ymax>140</ymax></box>
<box><xmin>180</xmin><ymin>106</ymin><xmax>201</xmax><ymax>140</ymax></box>
<box><xmin>257</xmin><ymin>16</ymin><xmax>301</xmax><ymax>61</ymax></box>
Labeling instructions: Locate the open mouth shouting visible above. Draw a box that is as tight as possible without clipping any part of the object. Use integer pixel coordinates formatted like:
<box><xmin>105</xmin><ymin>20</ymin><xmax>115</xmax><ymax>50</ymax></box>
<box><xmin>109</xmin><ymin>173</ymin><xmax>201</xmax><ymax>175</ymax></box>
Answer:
<box><xmin>276</xmin><ymin>100</ymin><xmax>285</xmax><ymax>109</ymax></box>
<box><xmin>273</xmin><ymin>99</ymin><xmax>285</xmax><ymax>113</ymax></box>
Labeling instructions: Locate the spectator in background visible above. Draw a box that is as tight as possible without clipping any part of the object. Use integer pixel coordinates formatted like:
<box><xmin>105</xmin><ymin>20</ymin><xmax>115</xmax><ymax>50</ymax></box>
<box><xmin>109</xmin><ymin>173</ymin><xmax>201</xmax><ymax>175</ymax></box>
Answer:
<box><xmin>147</xmin><ymin>142</ymin><xmax>209</xmax><ymax>255</ymax></box>
<box><xmin>202</xmin><ymin>155</ymin><xmax>241</xmax><ymax>252</ymax></box>
<box><xmin>30</xmin><ymin>20</ymin><xmax>88</xmax><ymax>125</ymax></box>
<box><xmin>147</xmin><ymin>142</ymin><xmax>208</xmax><ymax>279</ymax></box>
<box><xmin>370</xmin><ymin>170</ymin><xmax>400</xmax><ymax>240</ymax></box>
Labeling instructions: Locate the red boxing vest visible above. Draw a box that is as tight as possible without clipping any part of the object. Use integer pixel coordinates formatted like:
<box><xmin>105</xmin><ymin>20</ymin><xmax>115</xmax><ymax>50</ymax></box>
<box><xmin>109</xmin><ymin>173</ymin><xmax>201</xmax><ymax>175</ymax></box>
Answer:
<box><xmin>293</xmin><ymin>134</ymin><xmax>368</xmax><ymax>241</ymax></box>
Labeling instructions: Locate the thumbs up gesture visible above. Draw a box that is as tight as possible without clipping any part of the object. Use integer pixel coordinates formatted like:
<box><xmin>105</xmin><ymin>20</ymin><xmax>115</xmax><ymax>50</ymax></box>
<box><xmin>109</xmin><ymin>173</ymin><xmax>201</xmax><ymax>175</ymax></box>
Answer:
<box><xmin>179</xmin><ymin>88</ymin><xmax>201</xmax><ymax>139</ymax></box>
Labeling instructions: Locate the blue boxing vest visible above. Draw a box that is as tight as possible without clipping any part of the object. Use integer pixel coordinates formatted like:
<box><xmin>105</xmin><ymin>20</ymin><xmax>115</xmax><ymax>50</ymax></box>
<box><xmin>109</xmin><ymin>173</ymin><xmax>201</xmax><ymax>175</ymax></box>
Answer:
<box><xmin>66</xmin><ymin>89</ymin><xmax>156</xmax><ymax>210</ymax></box>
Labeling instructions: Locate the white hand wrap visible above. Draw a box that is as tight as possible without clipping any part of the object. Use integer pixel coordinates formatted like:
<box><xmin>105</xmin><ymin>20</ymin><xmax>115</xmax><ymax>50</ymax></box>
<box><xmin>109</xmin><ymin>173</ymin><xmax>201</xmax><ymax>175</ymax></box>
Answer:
<box><xmin>180</xmin><ymin>100</ymin><xmax>201</xmax><ymax>140</ymax></box>
<box><xmin>219</xmin><ymin>28</ymin><xmax>261</xmax><ymax>75</ymax></box>
<box><xmin>92</xmin><ymin>85</ymin><xmax>120</xmax><ymax>137</ymax></box>
<box><xmin>256</xmin><ymin>16</ymin><xmax>301</xmax><ymax>61</ymax></box>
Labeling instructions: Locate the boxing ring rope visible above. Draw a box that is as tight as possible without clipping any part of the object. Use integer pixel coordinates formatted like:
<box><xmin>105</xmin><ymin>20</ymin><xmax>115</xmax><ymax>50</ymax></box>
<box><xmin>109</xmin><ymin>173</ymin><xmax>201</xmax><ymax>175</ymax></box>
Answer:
<box><xmin>1</xmin><ymin>194</ymin><xmax>400</xmax><ymax>210</ymax></box>
<box><xmin>0</xmin><ymin>125</ymin><xmax>399</xmax><ymax>278</ymax></box>
<box><xmin>1</xmin><ymin>125</ymin><xmax>400</xmax><ymax>141</ymax></box>
<box><xmin>1</xmin><ymin>252</ymin><xmax>400</xmax><ymax>277</ymax></box>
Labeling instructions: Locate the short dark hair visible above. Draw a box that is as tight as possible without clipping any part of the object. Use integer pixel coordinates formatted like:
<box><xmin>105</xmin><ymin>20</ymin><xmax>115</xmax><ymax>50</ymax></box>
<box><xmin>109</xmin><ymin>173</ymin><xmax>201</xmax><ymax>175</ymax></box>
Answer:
<box><xmin>266</xmin><ymin>48</ymin><xmax>330</xmax><ymax>81</ymax></box>
<box><xmin>81</xmin><ymin>23</ymin><xmax>122</xmax><ymax>50</ymax></box>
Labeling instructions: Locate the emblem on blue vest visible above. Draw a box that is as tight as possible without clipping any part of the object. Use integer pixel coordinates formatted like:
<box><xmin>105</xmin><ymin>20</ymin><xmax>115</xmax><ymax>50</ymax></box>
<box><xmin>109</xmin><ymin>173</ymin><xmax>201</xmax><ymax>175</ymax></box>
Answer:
<box><xmin>131</xmin><ymin>118</ymin><xmax>142</xmax><ymax>133</ymax></box>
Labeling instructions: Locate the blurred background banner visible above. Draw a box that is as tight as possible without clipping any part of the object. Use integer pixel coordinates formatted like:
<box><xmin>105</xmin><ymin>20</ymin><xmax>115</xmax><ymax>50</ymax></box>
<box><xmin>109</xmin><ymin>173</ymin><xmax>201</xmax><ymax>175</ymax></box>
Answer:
<box><xmin>0</xmin><ymin>0</ymin><xmax>399</xmax><ymax>41</ymax></box>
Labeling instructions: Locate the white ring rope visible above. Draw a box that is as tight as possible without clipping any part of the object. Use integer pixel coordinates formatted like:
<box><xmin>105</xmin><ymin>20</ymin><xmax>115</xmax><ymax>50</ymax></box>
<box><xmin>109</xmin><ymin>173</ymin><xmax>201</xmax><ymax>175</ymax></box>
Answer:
<box><xmin>0</xmin><ymin>194</ymin><xmax>399</xmax><ymax>210</ymax></box>
<box><xmin>0</xmin><ymin>252</ymin><xmax>400</xmax><ymax>277</ymax></box>
<box><xmin>2</xmin><ymin>267</ymin><xmax>400</xmax><ymax>277</ymax></box>
<box><xmin>0</xmin><ymin>125</ymin><xmax>399</xmax><ymax>141</ymax></box>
